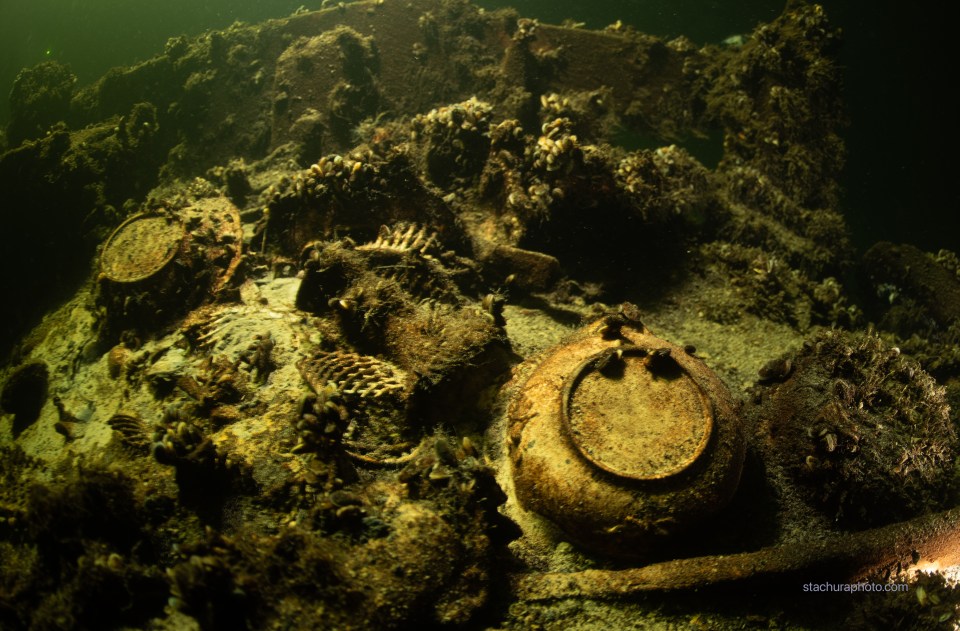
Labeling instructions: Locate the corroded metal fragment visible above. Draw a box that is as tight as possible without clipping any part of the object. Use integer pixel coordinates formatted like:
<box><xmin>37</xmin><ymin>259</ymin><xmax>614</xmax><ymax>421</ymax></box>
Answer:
<box><xmin>514</xmin><ymin>505</ymin><xmax>960</xmax><ymax>598</ymax></box>
<box><xmin>356</xmin><ymin>222</ymin><xmax>441</xmax><ymax>260</ymax></box>
<box><xmin>107</xmin><ymin>413</ymin><xmax>151</xmax><ymax>451</ymax></box>
<box><xmin>96</xmin><ymin>198</ymin><xmax>243</xmax><ymax>339</ymax></box>
<box><xmin>296</xmin><ymin>351</ymin><xmax>410</xmax><ymax>400</ymax></box>
<box><xmin>297</xmin><ymin>350</ymin><xmax>417</xmax><ymax>464</ymax></box>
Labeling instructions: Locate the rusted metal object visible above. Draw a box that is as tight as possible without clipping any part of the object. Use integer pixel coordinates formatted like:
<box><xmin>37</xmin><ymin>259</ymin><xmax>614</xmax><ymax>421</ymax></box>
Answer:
<box><xmin>562</xmin><ymin>344</ymin><xmax>715</xmax><ymax>480</ymax></box>
<box><xmin>99</xmin><ymin>214</ymin><xmax>185</xmax><ymax>284</ymax></box>
<box><xmin>515</xmin><ymin>505</ymin><xmax>960</xmax><ymax>599</ymax></box>
<box><xmin>96</xmin><ymin>198</ymin><xmax>242</xmax><ymax>337</ymax></box>
<box><xmin>507</xmin><ymin>306</ymin><xmax>745</xmax><ymax>558</ymax></box>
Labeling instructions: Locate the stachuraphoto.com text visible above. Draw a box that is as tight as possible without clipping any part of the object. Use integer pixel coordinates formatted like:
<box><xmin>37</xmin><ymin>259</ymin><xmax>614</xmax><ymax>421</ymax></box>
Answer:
<box><xmin>802</xmin><ymin>582</ymin><xmax>909</xmax><ymax>593</ymax></box>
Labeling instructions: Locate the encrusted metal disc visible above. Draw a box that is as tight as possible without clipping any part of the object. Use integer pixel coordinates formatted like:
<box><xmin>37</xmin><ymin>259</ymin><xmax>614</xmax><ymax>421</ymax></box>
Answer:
<box><xmin>99</xmin><ymin>214</ymin><xmax>184</xmax><ymax>283</ymax></box>
<box><xmin>562</xmin><ymin>346</ymin><xmax>714</xmax><ymax>480</ymax></box>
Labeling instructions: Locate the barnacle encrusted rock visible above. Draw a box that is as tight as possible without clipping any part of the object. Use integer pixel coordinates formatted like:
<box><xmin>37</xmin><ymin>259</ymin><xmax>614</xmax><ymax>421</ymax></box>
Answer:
<box><xmin>752</xmin><ymin>329</ymin><xmax>958</xmax><ymax>527</ymax></box>
<box><xmin>411</xmin><ymin>97</ymin><xmax>494</xmax><ymax>186</ymax></box>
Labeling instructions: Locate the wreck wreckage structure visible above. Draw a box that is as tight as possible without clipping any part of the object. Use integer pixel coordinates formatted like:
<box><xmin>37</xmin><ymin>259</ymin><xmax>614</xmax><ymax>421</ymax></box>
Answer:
<box><xmin>3</xmin><ymin>1</ymin><xmax>960</xmax><ymax>628</ymax></box>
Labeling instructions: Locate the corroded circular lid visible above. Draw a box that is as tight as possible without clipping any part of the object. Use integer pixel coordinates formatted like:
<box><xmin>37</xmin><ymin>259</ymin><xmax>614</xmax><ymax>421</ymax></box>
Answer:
<box><xmin>100</xmin><ymin>214</ymin><xmax>184</xmax><ymax>283</ymax></box>
<box><xmin>561</xmin><ymin>346</ymin><xmax>714</xmax><ymax>480</ymax></box>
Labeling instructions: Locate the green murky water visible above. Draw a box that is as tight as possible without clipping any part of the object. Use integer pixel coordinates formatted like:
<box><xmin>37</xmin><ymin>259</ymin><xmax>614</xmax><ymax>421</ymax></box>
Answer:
<box><xmin>0</xmin><ymin>0</ymin><xmax>955</xmax><ymax>253</ymax></box>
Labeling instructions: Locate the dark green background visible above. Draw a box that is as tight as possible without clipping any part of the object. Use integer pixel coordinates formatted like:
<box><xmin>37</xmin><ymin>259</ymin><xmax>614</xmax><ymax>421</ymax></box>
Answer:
<box><xmin>1</xmin><ymin>0</ymin><xmax>955</xmax><ymax>255</ymax></box>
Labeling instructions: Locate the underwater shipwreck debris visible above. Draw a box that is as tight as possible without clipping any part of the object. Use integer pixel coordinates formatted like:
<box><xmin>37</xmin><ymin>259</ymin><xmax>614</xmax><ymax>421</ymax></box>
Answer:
<box><xmin>96</xmin><ymin>197</ymin><xmax>243</xmax><ymax>341</ymax></box>
<box><xmin>506</xmin><ymin>305</ymin><xmax>745</xmax><ymax>558</ymax></box>
<box><xmin>514</xmin><ymin>504</ymin><xmax>960</xmax><ymax>600</ymax></box>
<box><xmin>3</xmin><ymin>1</ymin><xmax>958</xmax><ymax>628</ymax></box>
<box><xmin>297</xmin><ymin>350</ymin><xmax>418</xmax><ymax>464</ymax></box>
<box><xmin>295</xmin><ymin>223</ymin><xmax>510</xmax><ymax>419</ymax></box>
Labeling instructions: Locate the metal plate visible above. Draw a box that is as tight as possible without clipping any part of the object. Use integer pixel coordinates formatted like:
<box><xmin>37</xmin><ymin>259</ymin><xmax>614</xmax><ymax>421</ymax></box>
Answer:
<box><xmin>99</xmin><ymin>214</ymin><xmax>184</xmax><ymax>283</ymax></box>
<box><xmin>562</xmin><ymin>346</ymin><xmax>714</xmax><ymax>480</ymax></box>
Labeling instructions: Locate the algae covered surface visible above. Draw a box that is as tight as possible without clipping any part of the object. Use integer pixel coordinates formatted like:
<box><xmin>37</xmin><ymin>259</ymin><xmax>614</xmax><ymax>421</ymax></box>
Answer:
<box><xmin>3</xmin><ymin>1</ymin><xmax>960</xmax><ymax>629</ymax></box>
